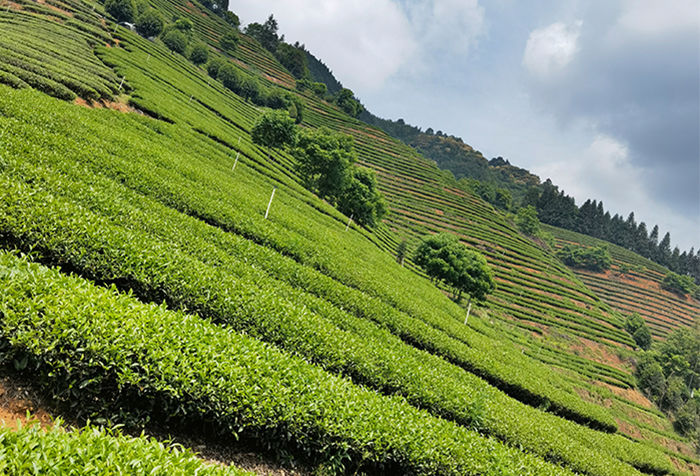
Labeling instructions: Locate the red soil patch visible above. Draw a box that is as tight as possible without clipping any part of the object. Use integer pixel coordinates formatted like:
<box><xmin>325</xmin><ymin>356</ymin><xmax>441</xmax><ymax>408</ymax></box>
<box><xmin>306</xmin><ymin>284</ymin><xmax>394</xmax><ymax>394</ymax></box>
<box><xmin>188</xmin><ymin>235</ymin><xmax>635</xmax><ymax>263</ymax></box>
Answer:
<box><xmin>569</xmin><ymin>337</ymin><xmax>631</xmax><ymax>372</ymax></box>
<box><xmin>0</xmin><ymin>377</ymin><xmax>53</xmax><ymax>430</ymax></box>
<box><xmin>74</xmin><ymin>97</ymin><xmax>136</xmax><ymax>114</ymax></box>
<box><xmin>435</xmin><ymin>209</ymin><xmax>444</xmax><ymax>216</ymax></box>
<box><xmin>35</xmin><ymin>0</ymin><xmax>72</xmax><ymax>16</ymax></box>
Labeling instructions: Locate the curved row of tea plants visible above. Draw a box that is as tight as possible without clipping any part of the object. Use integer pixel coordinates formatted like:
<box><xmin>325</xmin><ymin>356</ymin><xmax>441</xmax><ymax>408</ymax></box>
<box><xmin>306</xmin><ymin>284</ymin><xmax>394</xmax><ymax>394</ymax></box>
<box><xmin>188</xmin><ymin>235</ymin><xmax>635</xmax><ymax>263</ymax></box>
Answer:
<box><xmin>0</xmin><ymin>83</ymin><xmax>619</xmax><ymax>434</ymax></box>
<box><xmin>0</xmin><ymin>86</ymin><xmax>676</xmax><ymax>475</ymax></box>
<box><xmin>0</xmin><ymin>420</ymin><xmax>252</xmax><ymax>476</ymax></box>
<box><xmin>0</xmin><ymin>252</ymin><xmax>579</xmax><ymax>476</ymax></box>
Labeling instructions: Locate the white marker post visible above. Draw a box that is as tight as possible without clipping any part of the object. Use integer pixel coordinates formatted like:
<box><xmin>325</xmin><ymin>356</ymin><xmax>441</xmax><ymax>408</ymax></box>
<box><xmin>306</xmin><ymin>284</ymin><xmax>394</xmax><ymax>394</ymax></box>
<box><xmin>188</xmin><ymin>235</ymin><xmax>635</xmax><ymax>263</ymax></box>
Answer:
<box><xmin>345</xmin><ymin>214</ymin><xmax>353</xmax><ymax>232</ymax></box>
<box><xmin>464</xmin><ymin>301</ymin><xmax>472</xmax><ymax>325</ymax></box>
<box><xmin>117</xmin><ymin>76</ymin><xmax>125</xmax><ymax>90</ymax></box>
<box><xmin>146</xmin><ymin>53</ymin><xmax>150</xmax><ymax>62</ymax></box>
<box><xmin>264</xmin><ymin>187</ymin><xmax>276</xmax><ymax>219</ymax></box>
<box><xmin>189</xmin><ymin>95</ymin><xmax>193</xmax><ymax>102</ymax></box>
<box><xmin>232</xmin><ymin>151</ymin><xmax>240</xmax><ymax>171</ymax></box>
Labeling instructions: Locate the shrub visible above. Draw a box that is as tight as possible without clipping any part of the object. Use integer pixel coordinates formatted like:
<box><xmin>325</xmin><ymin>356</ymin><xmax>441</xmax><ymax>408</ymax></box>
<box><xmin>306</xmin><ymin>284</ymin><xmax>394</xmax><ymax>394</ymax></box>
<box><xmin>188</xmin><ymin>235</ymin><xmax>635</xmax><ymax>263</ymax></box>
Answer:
<box><xmin>217</xmin><ymin>62</ymin><xmax>242</xmax><ymax>92</ymax></box>
<box><xmin>189</xmin><ymin>42</ymin><xmax>209</xmax><ymax>65</ymax></box>
<box><xmin>206</xmin><ymin>57</ymin><xmax>224</xmax><ymax>78</ymax></box>
<box><xmin>135</xmin><ymin>8</ymin><xmax>164</xmax><ymax>38</ymax></box>
<box><xmin>515</xmin><ymin>205</ymin><xmax>540</xmax><ymax>236</ymax></box>
<box><xmin>557</xmin><ymin>244</ymin><xmax>611</xmax><ymax>272</ymax></box>
<box><xmin>661</xmin><ymin>271</ymin><xmax>698</xmax><ymax>296</ymax></box>
<box><xmin>104</xmin><ymin>0</ymin><xmax>135</xmax><ymax>23</ymax></box>
<box><xmin>219</xmin><ymin>32</ymin><xmax>239</xmax><ymax>52</ymax></box>
<box><xmin>161</xmin><ymin>29</ymin><xmax>187</xmax><ymax>55</ymax></box>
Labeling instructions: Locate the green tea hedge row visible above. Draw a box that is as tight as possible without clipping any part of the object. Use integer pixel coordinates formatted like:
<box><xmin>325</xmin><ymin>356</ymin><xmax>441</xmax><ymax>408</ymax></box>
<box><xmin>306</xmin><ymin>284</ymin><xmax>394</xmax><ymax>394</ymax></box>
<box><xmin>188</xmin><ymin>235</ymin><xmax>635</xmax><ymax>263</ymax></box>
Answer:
<box><xmin>0</xmin><ymin>88</ymin><xmax>674</xmax><ymax>476</ymax></box>
<box><xmin>0</xmin><ymin>83</ymin><xmax>617</xmax><ymax>433</ymax></box>
<box><xmin>0</xmin><ymin>252</ymin><xmax>576</xmax><ymax>476</ymax></box>
<box><xmin>0</xmin><ymin>421</ymin><xmax>252</xmax><ymax>476</ymax></box>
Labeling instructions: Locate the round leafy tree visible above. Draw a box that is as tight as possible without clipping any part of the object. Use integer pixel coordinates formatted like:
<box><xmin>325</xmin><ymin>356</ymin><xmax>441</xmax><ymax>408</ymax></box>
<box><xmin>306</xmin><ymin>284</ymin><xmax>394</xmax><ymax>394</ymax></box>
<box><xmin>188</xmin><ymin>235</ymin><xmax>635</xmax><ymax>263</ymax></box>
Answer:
<box><xmin>337</xmin><ymin>167</ymin><xmax>387</xmax><ymax>228</ymax></box>
<box><xmin>219</xmin><ymin>32</ymin><xmax>239</xmax><ymax>52</ymax></box>
<box><xmin>135</xmin><ymin>8</ymin><xmax>164</xmax><ymax>38</ymax></box>
<box><xmin>189</xmin><ymin>42</ymin><xmax>209</xmax><ymax>65</ymax></box>
<box><xmin>251</xmin><ymin>110</ymin><xmax>297</xmax><ymax>160</ymax></box>
<box><xmin>414</xmin><ymin>233</ymin><xmax>495</xmax><ymax>305</ymax></box>
<box><xmin>162</xmin><ymin>29</ymin><xmax>187</xmax><ymax>55</ymax></box>
<box><xmin>104</xmin><ymin>0</ymin><xmax>136</xmax><ymax>23</ymax></box>
<box><xmin>292</xmin><ymin>127</ymin><xmax>354</xmax><ymax>202</ymax></box>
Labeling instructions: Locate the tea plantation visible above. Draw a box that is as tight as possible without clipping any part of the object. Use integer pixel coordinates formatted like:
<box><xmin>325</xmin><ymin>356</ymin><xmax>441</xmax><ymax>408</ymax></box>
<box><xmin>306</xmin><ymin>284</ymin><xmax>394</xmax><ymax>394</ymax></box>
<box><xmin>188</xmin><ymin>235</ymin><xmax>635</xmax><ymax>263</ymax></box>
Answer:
<box><xmin>0</xmin><ymin>0</ymin><xmax>697</xmax><ymax>474</ymax></box>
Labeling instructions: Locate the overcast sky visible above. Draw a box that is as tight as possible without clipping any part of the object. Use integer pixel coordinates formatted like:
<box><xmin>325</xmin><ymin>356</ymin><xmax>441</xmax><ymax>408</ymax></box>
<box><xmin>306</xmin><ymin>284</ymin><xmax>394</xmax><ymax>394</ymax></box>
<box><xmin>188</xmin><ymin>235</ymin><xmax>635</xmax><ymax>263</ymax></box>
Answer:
<box><xmin>231</xmin><ymin>0</ymin><xmax>699</xmax><ymax>251</ymax></box>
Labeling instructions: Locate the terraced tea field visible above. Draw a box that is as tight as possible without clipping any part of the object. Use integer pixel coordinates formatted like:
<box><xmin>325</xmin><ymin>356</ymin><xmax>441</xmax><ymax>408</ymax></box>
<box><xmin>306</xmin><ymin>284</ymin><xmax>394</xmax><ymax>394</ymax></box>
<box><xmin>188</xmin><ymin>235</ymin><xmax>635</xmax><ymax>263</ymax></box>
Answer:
<box><xmin>0</xmin><ymin>0</ymin><xmax>697</xmax><ymax>474</ymax></box>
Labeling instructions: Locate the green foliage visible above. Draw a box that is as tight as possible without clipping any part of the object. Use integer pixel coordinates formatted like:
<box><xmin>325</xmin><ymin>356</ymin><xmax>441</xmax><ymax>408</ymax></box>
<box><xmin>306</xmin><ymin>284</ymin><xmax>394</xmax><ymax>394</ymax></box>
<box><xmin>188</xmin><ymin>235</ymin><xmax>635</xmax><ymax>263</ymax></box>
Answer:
<box><xmin>244</xmin><ymin>14</ymin><xmax>280</xmax><ymax>53</ymax></box>
<box><xmin>661</xmin><ymin>271</ymin><xmax>698</xmax><ymax>296</ymax></box>
<box><xmin>637</xmin><ymin>352</ymin><xmax>667</xmax><ymax>400</ymax></box>
<box><xmin>557</xmin><ymin>244</ymin><xmax>612</xmax><ymax>272</ymax></box>
<box><xmin>516</xmin><ymin>205</ymin><xmax>540</xmax><ymax>236</ymax></box>
<box><xmin>332</xmin><ymin>88</ymin><xmax>364</xmax><ymax>118</ymax></box>
<box><xmin>292</xmin><ymin>128</ymin><xmax>385</xmax><ymax>227</ymax></box>
<box><xmin>674</xmin><ymin>397</ymin><xmax>700</xmax><ymax>436</ymax></box>
<box><xmin>135</xmin><ymin>8</ymin><xmax>164</xmax><ymax>38</ymax></box>
<box><xmin>219</xmin><ymin>32</ymin><xmax>239</xmax><ymax>52</ymax></box>
<box><xmin>251</xmin><ymin>109</ymin><xmax>297</xmax><ymax>155</ymax></box>
<box><xmin>161</xmin><ymin>29</ymin><xmax>187</xmax><ymax>55</ymax></box>
<box><xmin>293</xmin><ymin>126</ymin><xmax>355</xmax><ymax>202</ymax></box>
<box><xmin>0</xmin><ymin>421</ymin><xmax>251</xmax><ymax>475</ymax></box>
<box><xmin>217</xmin><ymin>62</ymin><xmax>241</xmax><ymax>90</ymax></box>
<box><xmin>223</xmin><ymin>10</ymin><xmax>240</xmax><ymax>29</ymax></box>
<box><xmin>188</xmin><ymin>42</ymin><xmax>209</xmax><ymax>65</ymax></box>
<box><xmin>206</xmin><ymin>57</ymin><xmax>224</xmax><ymax>78</ymax></box>
<box><xmin>396</xmin><ymin>239</ymin><xmax>408</xmax><ymax>265</ymax></box>
<box><xmin>337</xmin><ymin>167</ymin><xmax>387</xmax><ymax>228</ymax></box>
<box><xmin>636</xmin><ymin>323</ymin><xmax>700</xmax><ymax>438</ymax></box>
<box><xmin>275</xmin><ymin>42</ymin><xmax>310</xmax><ymax>80</ymax></box>
<box><xmin>296</xmin><ymin>78</ymin><xmax>327</xmax><ymax>98</ymax></box>
<box><xmin>624</xmin><ymin>313</ymin><xmax>652</xmax><ymax>350</ymax></box>
<box><xmin>495</xmin><ymin>188</ymin><xmax>513</xmax><ymax>211</ymax></box>
<box><xmin>104</xmin><ymin>0</ymin><xmax>136</xmax><ymax>23</ymax></box>
<box><xmin>414</xmin><ymin>233</ymin><xmax>496</xmax><ymax>303</ymax></box>
<box><xmin>0</xmin><ymin>253</ymin><xmax>576</xmax><ymax>476</ymax></box>
<box><xmin>174</xmin><ymin>17</ymin><xmax>193</xmax><ymax>34</ymax></box>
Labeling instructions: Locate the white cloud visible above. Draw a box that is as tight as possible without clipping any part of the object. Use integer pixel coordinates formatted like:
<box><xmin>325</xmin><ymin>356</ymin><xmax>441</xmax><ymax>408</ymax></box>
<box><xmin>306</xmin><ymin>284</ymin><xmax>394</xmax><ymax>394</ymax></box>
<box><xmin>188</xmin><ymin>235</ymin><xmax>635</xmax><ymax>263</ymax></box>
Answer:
<box><xmin>523</xmin><ymin>21</ymin><xmax>582</xmax><ymax>78</ymax></box>
<box><xmin>616</xmin><ymin>0</ymin><xmax>699</xmax><ymax>37</ymax></box>
<box><xmin>536</xmin><ymin>133</ymin><xmax>698</xmax><ymax>250</ymax></box>
<box><xmin>231</xmin><ymin>0</ymin><xmax>418</xmax><ymax>91</ymax></box>
<box><xmin>401</xmin><ymin>0</ymin><xmax>485</xmax><ymax>56</ymax></box>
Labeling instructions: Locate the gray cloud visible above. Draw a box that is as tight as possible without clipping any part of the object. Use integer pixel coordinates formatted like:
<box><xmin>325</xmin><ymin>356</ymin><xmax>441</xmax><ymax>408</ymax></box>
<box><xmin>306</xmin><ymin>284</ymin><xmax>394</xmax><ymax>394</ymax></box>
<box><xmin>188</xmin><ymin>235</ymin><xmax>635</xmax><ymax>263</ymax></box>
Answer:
<box><xmin>524</xmin><ymin>2</ymin><xmax>699</xmax><ymax>220</ymax></box>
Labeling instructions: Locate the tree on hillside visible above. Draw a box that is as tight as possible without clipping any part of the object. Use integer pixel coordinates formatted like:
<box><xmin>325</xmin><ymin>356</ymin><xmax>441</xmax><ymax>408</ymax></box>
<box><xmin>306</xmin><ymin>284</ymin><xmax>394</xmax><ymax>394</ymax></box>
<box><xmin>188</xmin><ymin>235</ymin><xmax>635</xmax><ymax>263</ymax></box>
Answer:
<box><xmin>414</xmin><ymin>233</ymin><xmax>495</xmax><ymax>305</ymax></box>
<box><xmin>104</xmin><ymin>0</ymin><xmax>135</xmax><ymax>23</ymax></box>
<box><xmin>333</xmin><ymin>88</ymin><xmax>364</xmax><ymax>118</ymax></box>
<box><xmin>557</xmin><ymin>244</ymin><xmax>611</xmax><ymax>272</ymax></box>
<box><xmin>251</xmin><ymin>110</ymin><xmax>297</xmax><ymax>160</ymax></box>
<box><xmin>219</xmin><ymin>32</ymin><xmax>239</xmax><ymax>52</ymax></box>
<box><xmin>292</xmin><ymin>127</ymin><xmax>355</xmax><ymax>202</ymax></box>
<box><xmin>515</xmin><ymin>205</ymin><xmax>540</xmax><ymax>236</ymax></box>
<box><xmin>624</xmin><ymin>313</ymin><xmax>652</xmax><ymax>350</ymax></box>
<box><xmin>292</xmin><ymin>127</ymin><xmax>387</xmax><ymax>228</ymax></box>
<box><xmin>636</xmin><ymin>321</ymin><xmax>700</xmax><ymax>438</ymax></box>
<box><xmin>337</xmin><ymin>167</ymin><xmax>387</xmax><ymax>228</ymax></box>
<box><xmin>135</xmin><ymin>8</ymin><xmax>164</xmax><ymax>38</ymax></box>
<box><xmin>188</xmin><ymin>42</ymin><xmax>209</xmax><ymax>65</ymax></box>
<box><xmin>275</xmin><ymin>42</ymin><xmax>310</xmax><ymax>80</ymax></box>
<box><xmin>661</xmin><ymin>271</ymin><xmax>699</xmax><ymax>297</ymax></box>
<box><xmin>162</xmin><ymin>29</ymin><xmax>187</xmax><ymax>55</ymax></box>
<box><xmin>245</xmin><ymin>14</ymin><xmax>281</xmax><ymax>53</ymax></box>
<box><xmin>223</xmin><ymin>10</ymin><xmax>240</xmax><ymax>29</ymax></box>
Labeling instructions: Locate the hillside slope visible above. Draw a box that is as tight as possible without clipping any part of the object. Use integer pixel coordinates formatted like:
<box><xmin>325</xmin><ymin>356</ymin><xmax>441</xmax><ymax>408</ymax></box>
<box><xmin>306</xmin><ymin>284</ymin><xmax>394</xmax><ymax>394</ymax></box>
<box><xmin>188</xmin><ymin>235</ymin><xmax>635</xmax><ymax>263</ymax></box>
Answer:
<box><xmin>0</xmin><ymin>0</ymin><xmax>697</xmax><ymax>474</ymax></box>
